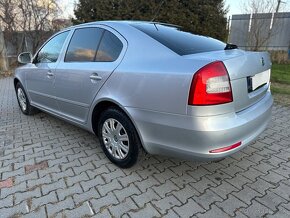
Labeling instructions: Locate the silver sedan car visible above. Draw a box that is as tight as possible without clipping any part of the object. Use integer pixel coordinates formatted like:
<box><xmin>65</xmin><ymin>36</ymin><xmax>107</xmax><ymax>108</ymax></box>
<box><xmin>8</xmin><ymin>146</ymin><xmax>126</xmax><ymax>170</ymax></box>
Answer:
<box><xmin>14</xmin><ymin>21</ymin><xmax>273</xmax><ymax>168</ymax></box>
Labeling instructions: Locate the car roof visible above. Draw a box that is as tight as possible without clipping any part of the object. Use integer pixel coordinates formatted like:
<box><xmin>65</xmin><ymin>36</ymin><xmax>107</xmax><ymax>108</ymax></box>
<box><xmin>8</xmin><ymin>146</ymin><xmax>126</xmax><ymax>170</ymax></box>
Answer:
<box><xmin>63</xmin><ymin>20</ymin><xmax>181</xmax><ymax>31</ymax></box>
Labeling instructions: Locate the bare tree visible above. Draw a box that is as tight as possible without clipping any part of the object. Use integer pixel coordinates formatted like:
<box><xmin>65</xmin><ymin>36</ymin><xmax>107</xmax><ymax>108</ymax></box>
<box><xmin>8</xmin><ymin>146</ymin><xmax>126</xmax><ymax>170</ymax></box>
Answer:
<box><xmin>243</xmin><ymin>0</ymin><xmax>277</xmax><ymax>14</ymax></box>
<box><xmin>19</xmin><ymin>0</ymin><xmax>60</xmax><ymax>53</ymax></box>
<box><xmin>0</xmin><ymin>0</ymin><xmax>59</xmax><ymax>54</ymax></box>
<box><xmin>242</xmin><ymin>0</ymin><xmax>286</xmax><ymax>51</ymax></box>
<box><xmin>0</xmin><ymin>0</ymin><xmax>19</xmax><ymax>54</ymax></box>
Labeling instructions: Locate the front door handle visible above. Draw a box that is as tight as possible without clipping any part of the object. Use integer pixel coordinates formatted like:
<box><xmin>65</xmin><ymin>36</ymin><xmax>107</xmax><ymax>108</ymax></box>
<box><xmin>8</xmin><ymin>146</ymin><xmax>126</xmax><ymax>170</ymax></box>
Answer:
<box><xmin>47</xmin><ymin>71</ymin><xmax>54</xmax><ymax>77</ymax></box>
<box><xmin>90</xmin><ymin>74</ymin><xmax>102</xmax><ymax>81</ymax></box>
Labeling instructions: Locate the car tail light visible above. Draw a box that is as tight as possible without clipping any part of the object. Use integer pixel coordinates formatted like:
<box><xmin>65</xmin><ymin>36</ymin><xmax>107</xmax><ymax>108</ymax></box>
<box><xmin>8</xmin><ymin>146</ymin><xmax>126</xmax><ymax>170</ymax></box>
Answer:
<box><xmin>209</xmin><ymin>141</ymin><xmax>242</xmax><ymax>153</ymax></box>
<box><xmin>188</xmin><ymin>61</ymin><xmax>233</xmax><ymax>105</ymax></box>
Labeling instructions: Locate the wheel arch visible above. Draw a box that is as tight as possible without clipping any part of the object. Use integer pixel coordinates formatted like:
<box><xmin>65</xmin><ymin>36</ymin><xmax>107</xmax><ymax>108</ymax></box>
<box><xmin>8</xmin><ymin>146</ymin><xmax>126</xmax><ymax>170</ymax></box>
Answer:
<box><xmin>90</xmin><ymin>100</ymin><xmax>146</xmax><ymax>151</ymax></box>
<box><xmin>14</xmin><ymin>78</ymin><xmax>21</xmax><ymax>90</ymax></box>
<box><xmin>14</xmin><ymin>77</ymin><xmax>32</xmax><ymax>102</ymax></box>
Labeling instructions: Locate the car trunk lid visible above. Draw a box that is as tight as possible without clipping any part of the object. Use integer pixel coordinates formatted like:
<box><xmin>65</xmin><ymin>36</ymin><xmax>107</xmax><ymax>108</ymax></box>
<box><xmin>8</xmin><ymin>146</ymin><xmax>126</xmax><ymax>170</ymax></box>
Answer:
<box><xmin>223</xmin><ymin>50</ymin><xmax>271</xmax><ymax>112</ymax></box>
<box><xmin>184</xmin><ymin>49</ymin><xmax>271</xmax><ymax>112</ymax></box>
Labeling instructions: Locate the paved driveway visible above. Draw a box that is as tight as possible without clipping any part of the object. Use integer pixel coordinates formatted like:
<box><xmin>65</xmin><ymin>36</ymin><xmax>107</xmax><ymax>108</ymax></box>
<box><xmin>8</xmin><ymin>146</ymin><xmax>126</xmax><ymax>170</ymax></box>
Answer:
<box><xmin>0</xmin><ymin>77</ymin><xmax>290</xmax><ymax>218</ymax></box>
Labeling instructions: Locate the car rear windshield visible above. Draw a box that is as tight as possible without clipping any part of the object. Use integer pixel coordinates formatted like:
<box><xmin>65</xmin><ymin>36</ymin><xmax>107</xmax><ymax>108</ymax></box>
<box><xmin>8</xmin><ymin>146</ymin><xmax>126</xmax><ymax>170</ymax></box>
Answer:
<box><xmin>131</xmin><ymin>23</ymin><xmax>226</xmax><ymax>56</ymax></box>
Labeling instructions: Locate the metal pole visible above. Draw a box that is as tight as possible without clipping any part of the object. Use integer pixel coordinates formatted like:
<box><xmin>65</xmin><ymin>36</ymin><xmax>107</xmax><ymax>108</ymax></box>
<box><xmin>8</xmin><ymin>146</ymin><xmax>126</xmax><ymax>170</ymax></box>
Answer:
<box><xmin>276</xmin><ymin>0</ymin><xmax>286</xmax><ymax>13</ymax></box>
<box><xmin>276</xmin><ymin>0</ymin><xmax>281</xmax><ymax>12</ymax></box>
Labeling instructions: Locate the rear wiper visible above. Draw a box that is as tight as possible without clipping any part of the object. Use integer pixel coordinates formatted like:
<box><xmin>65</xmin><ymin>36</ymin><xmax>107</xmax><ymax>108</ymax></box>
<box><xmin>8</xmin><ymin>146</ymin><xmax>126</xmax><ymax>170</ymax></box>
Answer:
<box><xmin>224</xmin><ymin>43</ymin><xmax>238</xmax><ymax>50</ymax></box>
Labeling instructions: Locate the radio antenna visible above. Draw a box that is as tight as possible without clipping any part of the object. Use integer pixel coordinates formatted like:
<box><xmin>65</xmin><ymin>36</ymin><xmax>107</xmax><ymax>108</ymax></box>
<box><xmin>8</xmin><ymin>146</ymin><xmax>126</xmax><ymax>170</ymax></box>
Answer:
<box><xmin>151</xmin><ymin>0</ymin><xmax>166</xmax><ymax>22</ymax></box>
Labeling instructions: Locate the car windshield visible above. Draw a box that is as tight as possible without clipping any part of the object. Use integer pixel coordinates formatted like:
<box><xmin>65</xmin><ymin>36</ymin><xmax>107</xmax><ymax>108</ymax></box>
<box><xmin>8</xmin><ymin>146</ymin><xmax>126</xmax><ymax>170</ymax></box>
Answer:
<box><xmin>131</xmin><ymin>23</ymin><xmax>227</xmax><ymax>55</ymax></box>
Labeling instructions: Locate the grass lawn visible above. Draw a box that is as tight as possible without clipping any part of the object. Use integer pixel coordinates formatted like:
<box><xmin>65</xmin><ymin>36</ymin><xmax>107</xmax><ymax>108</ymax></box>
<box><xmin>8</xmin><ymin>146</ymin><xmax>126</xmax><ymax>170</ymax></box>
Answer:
<box><xmin>271</xmin><ymin>64</ymin><xmax>290</xmax><ymax>85</ymax></box>
<box><xmin>271</xmin><ymin>64</ymin><xmax>290</xmax><ymax>105</ymax></box>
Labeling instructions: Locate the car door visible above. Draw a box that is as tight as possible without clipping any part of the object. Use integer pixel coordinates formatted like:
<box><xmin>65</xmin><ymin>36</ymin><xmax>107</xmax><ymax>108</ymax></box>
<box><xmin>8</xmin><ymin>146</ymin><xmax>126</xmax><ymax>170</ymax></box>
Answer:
<box><xmin>54</xmin><ymin>26</ymin><xmax>126</xmax><ymax>123</ymax></box>
<box><xmin>26</xmin><ymin>31</ymin><xmax>70</xmax><ymax>112</ymax></box>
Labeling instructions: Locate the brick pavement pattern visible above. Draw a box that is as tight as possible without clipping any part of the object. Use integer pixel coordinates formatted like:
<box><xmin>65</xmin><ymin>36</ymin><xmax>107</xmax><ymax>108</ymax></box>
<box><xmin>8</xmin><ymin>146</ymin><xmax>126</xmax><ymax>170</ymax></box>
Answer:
<box><xmin>0</xmin><ymin>77</ymin><xmax>290</xmax><ymax>217</ymax></box>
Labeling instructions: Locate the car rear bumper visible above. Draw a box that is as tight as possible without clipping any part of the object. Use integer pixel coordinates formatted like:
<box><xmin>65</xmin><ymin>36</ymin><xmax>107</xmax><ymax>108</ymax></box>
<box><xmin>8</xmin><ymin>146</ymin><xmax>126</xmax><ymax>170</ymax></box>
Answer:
<box><xmin>126</xmin><ymin>90</ymin><xmax>273</xmax><ymax>161</ymax></box>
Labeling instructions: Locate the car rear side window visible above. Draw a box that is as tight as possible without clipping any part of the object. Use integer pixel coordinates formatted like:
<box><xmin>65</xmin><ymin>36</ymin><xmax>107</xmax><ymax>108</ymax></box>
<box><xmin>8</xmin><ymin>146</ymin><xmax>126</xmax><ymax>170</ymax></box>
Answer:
<box><xmin>131</xmin><ymin>23</ymin><xmax>226</xmax><ymax>55</ymax></box>
<box><xmin>95</xmin><ymin>30</ymin><xmax>123</xmax><ymax>62</ymax></box>
<box><xmin>65</xmin><ymin>28</ymin><xmax>103</xmax><ymax>62</ymax></box>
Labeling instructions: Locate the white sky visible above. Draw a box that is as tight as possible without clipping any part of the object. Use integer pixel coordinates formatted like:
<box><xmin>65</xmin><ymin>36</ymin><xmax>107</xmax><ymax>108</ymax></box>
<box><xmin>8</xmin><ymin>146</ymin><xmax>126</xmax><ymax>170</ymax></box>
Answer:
<box><xmin>225</xmin><ymin>0</ymin><xmax>243</xmax><ymax>17</ymax></box>
<box><xmin>225</xmin><ymin>0</ymin><xmax>290</xmax><ymax>17</ymax></box>
<box><xmin>58</xmin><ymin>0</ymin><xmax>76</xmax><ymax>18</ymax></box>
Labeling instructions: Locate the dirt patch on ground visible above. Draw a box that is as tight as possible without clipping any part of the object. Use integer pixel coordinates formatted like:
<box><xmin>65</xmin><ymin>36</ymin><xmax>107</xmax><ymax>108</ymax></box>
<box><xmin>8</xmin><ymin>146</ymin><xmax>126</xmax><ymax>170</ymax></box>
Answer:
<box><xmin>271</xmin><ymin>82</ymin><xmax>290</xmax><ymax>106</ymax></box>
<box><xmin>273</xmin><ymin>93</ymin><xmax>290</xmax><ymax>106</ymax></box>
<box><xmin>0</xmin><ymin>70</ymin><xmax>14</xmax><ymax>79</ymax></box>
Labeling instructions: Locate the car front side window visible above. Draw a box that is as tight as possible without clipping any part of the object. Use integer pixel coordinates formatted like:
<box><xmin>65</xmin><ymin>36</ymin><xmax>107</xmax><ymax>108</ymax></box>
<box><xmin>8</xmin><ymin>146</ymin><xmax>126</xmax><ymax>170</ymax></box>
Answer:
<box><xmin>35</xmin><ymin>31</ymin><xmax>69</xmax><ymax>63</ymax></box>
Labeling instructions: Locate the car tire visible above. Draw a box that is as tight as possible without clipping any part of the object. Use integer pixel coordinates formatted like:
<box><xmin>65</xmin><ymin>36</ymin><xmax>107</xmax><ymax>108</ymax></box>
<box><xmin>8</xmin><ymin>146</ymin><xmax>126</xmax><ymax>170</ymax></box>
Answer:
<box><xmin>97</xmin><ymin>107</ymin><xmax>144</xmax><ymax>168</ymax></box>
<box><xmin>16</xmin><ymin>83</ymin><xmax>39</xmax><ymax>115</ymax></box>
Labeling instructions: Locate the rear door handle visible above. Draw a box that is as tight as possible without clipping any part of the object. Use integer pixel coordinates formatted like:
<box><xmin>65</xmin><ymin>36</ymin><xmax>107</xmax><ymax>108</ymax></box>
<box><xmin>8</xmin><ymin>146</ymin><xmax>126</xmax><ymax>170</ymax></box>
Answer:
<box><xmin>90</xmin><ymin>74</ymin><xmax>102</xmax><ymax>81</ymax></box>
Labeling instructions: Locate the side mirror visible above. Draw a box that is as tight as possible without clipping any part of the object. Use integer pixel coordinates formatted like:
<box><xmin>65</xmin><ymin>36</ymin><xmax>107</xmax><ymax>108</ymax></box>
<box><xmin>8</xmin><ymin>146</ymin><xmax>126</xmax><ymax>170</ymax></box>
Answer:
<box><xmin>18</xmin><ymin>52</ymin><xmax>32</xmax><ymax>64</ymax></box>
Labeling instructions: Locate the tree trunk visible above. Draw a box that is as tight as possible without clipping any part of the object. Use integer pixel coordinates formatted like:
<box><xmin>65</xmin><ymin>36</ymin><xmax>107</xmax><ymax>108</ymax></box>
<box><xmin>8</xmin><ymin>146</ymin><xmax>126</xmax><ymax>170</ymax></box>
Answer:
<box><xmin>0</xmin><ymin>29</ymin><xmax>9</xmax><ymax>73</ymax></box>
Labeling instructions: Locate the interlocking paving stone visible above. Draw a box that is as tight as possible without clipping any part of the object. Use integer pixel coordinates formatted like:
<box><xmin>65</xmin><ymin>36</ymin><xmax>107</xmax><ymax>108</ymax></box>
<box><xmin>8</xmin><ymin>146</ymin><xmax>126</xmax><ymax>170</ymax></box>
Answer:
<box><xmin>61</xmin><ymin>201</ymin><xmax>94</xmax><ymax>217</ymax></box>
<box><xmin>132</xmin><ymin>188</ymin><xmax>161</xmax><ymax>207</ymax></box>
<box><xmin>135</xmin><ymin>176</ymin><xmax>161</xmax><ymax>192</ymax></box>
<box><xmin>151</xmin><ymin>195</ymin><xmax>181</xmax><ymax>214</ymax></box>
<box><xmin>246</xmin><ymin>177</ymin><xmax>277</xmax><ymax>195</ymax></box>
<box><xmin>192</xmin><ymin>176</ymin><xmax>218</xmax><ymax>193</ymax></box>
<box><xmin>113</xmin><ymin>183</ymin><xmax>141</xmax><ymax>201</ymax></box>
<box><xmin>108</xmin><ymin>197</ymin><xmax>138</xmax><ymax>217</ymax></box>
<box><xmin>57</xmin><ymin>183</ymin><xmax>83</xmax><ymax>201</ymax></box>
<box><xmin>128</xmin><ymin>203</ymin><xmax>161</xmax><ymax>217</ymax></box>
<box><xmin>225</xmin><ymin>173</ymin><xmax>252</xmax><ymax>189</ymax></box>
<box><xmin>197</xmin><ymin>204</ymin><xmax>230</xmax><ymax>218</ymax></box>
<box><xmin>0</xmin><ymin>165</ymin><xmax>12</xmax><ymax>176</ymax></box>
<box><xmin>15</xmin><ymin>187</ymin><xmax>42</xmax><ymax>204</ymax></box>
<box><xmin>162</xmin><ymin>210</ymin><xmax>180</xmax><ymax>218</ymax></box>
<box><xmin>24</xmin><ymin>161</ymin><xmax>48</xmax><ymax>174</ymax></box>
<box><xmin>27</xmin><ymin>174</ymin><xmax>51</xmax><ymax>188</ymax></box>
<box><xmin>93</xmin><ymin>177</ymin><xmax>117</xmax><ymax>196</ymax></box>
<box><xmin>152</xmin><ymin>180</ymin><xmax>180</xmax><ymax>198</ymax></box>
<box><xmin>0</xmin><ymin>201</ymin><xmax>28</xmax><ymax>217</ymax></box>
<box><xmin>256</xmin><ymin>190</ymin><xmax>287</xmax><ymax>211</ymax></box>
<box><xmin>2</xmin><ymin>167</ymin><xmax>25</xmax><ymax>180</ymax></box>
<box><xmin>117</xmin><ymin>171</ymin><xmax>142</xmax><ymax>187</ymax></box>
<box><xmin>41</xmin><ymin>178</ymin><xmax>66</xmax><ymax>195</ymax></box>
<box><xmin>210</xmin><ymin>181</ymin><xmax>239</xmax><ymax>199</ymax></box>
<box><xmin>215</xmin><ymin>194</ymin><xmax>247</xmax><ymax>216</ymax></box>
<box><xmin>232</xmin><ymin>186</ymin><xmax>263</xmax><ymax>205</ymax></box>
<box><xmin>270</xmin><ymin>183</ymin><xmax>290</xmax><ymax>201</ymax></box>
<box><xmin>172</xmin><ymin>184</ymin><xmax>199</xmax><ymax>203</ymax></box>
<box><xmin>173</xmin><ymin>198</ymin><xmax>205</xmax><ymax>216</ymax></box>
<box><xmin>0</xmin><ymin>194</ymin><xmax>13</xmax><ymax>208</ymax></box>
<box><xmin>91</xmin><ymin>208</ymin><xmax>111</xmax><ymax>218</ymax></box>
<box><xmin>90</xmin><ymin>192</ymin><xmax>119</xmax><ymax>213</ymax></box>
<box><xmin>0</xmin><ymin>76</ymin><xmax>290</xmax><ymax>217</ymax></box>
<box><xmin>30</xmin><ymin>191</ymin><xmax>58</xmax><ymax>210</ymax></box>
<box><xmin>46</xmin><ymin>196</ymin><xmax>75</xmax><ymax>217</ymax></box>
<box><xmin>0</xmin><ymin>177</ymin><xmax>13</xmax><ymax>189</ymax></box>
<box><xmin>73</xmin><ymin>187</ymin><xmax>100</xmax><ymax>205</ymax></box>
<box><xmin>266</xmin><ymin>206</ymin><xmax>290</xmax><ymax>218</ymax></box>
<box><xmin>239</xmin><ymin>200</ymin><xmax>274</xmax><ymax>217</ymax></box>
<box><xmin>192</xmin><ymin>189</ymin><xmax>223</xmax><ymax>210</ymax></box>
<box><xmin>0</xmin><ymin>180</ymin><xmax>26</xmax><ymax>199</ymax></box>
<box><xmin>22</xmin><ymin>206</ymin><xmax>46</xmax><ymax>218</ymax></box>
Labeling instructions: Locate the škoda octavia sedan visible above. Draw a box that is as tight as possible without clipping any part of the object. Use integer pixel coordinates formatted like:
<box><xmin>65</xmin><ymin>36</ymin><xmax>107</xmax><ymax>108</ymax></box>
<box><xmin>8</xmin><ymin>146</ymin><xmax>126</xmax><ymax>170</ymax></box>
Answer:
<box><xmin>15</xmin><ymin>21</ymin><xmax>273</xmax><ymax>167</ymax></box>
